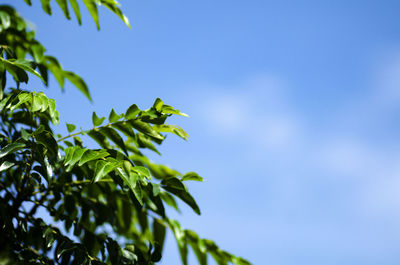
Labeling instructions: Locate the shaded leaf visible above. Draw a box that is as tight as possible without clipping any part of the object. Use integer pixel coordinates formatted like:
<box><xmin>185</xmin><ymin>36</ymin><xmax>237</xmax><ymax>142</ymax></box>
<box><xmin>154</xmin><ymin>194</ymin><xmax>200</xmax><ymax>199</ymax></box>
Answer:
<box><xmin>0</xmin><ymin>142</ymin><xmax>25</xmax><ymax>159</ymax></box>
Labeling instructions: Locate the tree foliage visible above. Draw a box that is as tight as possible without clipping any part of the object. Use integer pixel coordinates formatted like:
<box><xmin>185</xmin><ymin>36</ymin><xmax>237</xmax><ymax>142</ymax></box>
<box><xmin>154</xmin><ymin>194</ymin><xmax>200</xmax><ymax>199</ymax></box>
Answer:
<box><xmin>0</xmin><ymin>1</ymin><xmax>251</xmax><ymax>265</ymax></box>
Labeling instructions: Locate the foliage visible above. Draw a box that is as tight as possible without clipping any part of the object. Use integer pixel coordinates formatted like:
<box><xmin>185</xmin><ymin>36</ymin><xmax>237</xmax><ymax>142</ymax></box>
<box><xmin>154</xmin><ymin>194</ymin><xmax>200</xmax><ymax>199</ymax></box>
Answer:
<box><xmin>0</xmin><ymin>1</ymin><xmax>251</xmax><ymax>265</ymax></box>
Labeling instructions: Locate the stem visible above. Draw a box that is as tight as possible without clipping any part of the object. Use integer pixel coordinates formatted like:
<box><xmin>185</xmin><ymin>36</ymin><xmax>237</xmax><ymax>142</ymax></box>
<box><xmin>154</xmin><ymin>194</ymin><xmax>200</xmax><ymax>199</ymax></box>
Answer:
<box><xmin>57</xmin><ymin>131</ymin><xmax>84</xmax><ymax>142</ymax></box>
<box><xmin>64</xmin><ymin>178</ymin><xmax>114</xmax><ymax>186</ymax></box>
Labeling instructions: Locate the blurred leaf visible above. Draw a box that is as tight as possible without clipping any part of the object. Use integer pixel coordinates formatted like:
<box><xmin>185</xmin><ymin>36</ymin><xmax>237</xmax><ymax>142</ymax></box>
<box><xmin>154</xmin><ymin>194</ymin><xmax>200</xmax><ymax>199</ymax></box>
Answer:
<box><xmin>0</xmin><ymin>161</ymin><xmax>15</xmax><ymax>172</ymax></box>
<box><xmin>66</xmin><ymin>123</ymin><xmax>76</xmax><ymax>133</ymax></box>
<box><xmin>55</xmin><ymin>0</ymin><xmax>70</xmax><ymax>19</ymax></box>
<box><xmin>64</xmin><ymin>71</ymin><xmax>91</xmax><ymax>101</ymax></box>
<box><xmin>182</xmin><ymin>172</ymin><xmax>203</xmax><ymax>182</ymax></box>
<box><xmin>82</xmin><ymin>0</ymin><xmax>100</xmax><ymax>29</ymax></box>
<box><xmin>68</xmin><ymin>0</ymin><xmax>81</xmax><ymax>24</ymax></box>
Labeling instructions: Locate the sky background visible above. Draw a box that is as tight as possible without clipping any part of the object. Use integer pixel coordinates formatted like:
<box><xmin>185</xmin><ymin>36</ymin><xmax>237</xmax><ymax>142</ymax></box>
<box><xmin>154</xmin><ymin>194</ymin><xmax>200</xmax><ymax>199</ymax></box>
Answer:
<box><xmin>10</xmin><ymin>0</ymin><xmax>400</xmax><ymax>264</ymax></box>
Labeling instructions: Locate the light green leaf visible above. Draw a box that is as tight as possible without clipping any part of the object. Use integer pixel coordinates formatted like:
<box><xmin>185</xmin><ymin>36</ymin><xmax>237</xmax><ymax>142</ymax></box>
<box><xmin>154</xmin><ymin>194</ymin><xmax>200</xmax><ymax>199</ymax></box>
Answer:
<box><xmin>0</xmin><ymin>161</ymin><xmax>15</xmax><ymax>172</ymax></box>
<box><xmin>63</xmin><ymin>71</ymin><xmax>91</xmax><ymax>101</ymax></box>
<box><xmin>78</xmin><ymin>149</ymin><xmax>109</xmax><ymax>166</ymax></box>
<box><xmin>161</xmin><ymin>104</ymin><xmax>189</xmax><ymax>117</ymax></box>
<box><xmin>0</xmin><ymin>11</ymin><xmax>11</xmax><ymax>29</ymax></box>
<box><xmin>132</xmin><ymin>166</ymin><xmax>151</xmax><ymax>180</ymax></box>
<box><xmin>108</xmin><ymin>108</ymin><xmax>123</xmax><ymax>123</ymax></box>
<box><xmin>153</xmin><ymin>98</ymin><xmax>163</xmax><ymax>112</ymax></box>
<box><xmin>125</xmin><ymin>104</ymin><xmax>140</xmax><ymax>119</ymax></box>
<box><xmin>101</xmin><ymin>0</ymin><xmax>131</xmax><ymax>28</ymax></box>
<box><xmin>68</xmin><ymin>0</ymin><xmax>81</xmax><ymax>24</ymax></box>
<box><xmin>92</xmin><ymin>112</ymin><xmax>105</xmax><ymax>127</ymax></box>
<box><xmin>182</xmin><ymin>172</ymin><xmax>203</xmax><ymax>182</ymax></box>
<box><xmin>82</xmin><ymin>0</ymin><xmax>100</xmax><ymax>29</ymax></box>
<box><xmin>40</xmin><ymin>0</ymin><xmax>52</xmax><ymax>15</ymax></box>
<box><xmin>31</xmin><ymin>44</ymin><xmax>45</xmax><ymax>63</ymax></box>
<box><xmin>66</xmin><ymin>123</ymin><xmax>76</xmax><ymax>133</ymax></box>
<box><xmin>55</xmin><ymin>0</ymin><xmax>70</xmax><ymax>19</ymax></box>
<box><xmin>154</xmin><ymin>124</ymin><xmax>189</xmax><ymax>140</ymax></box>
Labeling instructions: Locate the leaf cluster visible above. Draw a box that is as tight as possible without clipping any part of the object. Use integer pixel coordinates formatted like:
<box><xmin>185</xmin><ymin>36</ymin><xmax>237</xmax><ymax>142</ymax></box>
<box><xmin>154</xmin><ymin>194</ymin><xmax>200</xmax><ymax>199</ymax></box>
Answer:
<box><xmin>0</xmin><ymin>2</ymin><xmax>251</xmax><ymax>265</ymax></box>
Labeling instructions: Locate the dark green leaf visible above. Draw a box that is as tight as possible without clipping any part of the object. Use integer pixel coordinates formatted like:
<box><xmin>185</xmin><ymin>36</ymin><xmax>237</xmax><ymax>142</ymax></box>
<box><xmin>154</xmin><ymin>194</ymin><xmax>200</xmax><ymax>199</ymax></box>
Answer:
<box><xmin>99</xmin><ymin>127</ymin><xmax>127</xmax><ymax>154</ymax></box>
<box><xmin>0</xmin><ymin>142</ymin><xmax>25</xmax><ymax>159</ymax></box>
<box><xmin>88</xmin><ymin>130</ymin><xmax>110</xmax><ymax>149</ymax></box>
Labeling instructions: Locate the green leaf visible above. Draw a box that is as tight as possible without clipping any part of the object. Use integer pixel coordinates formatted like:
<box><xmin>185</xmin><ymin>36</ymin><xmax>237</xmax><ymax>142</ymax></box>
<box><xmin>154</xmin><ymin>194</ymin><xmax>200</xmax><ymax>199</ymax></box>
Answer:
<box><xmin>55</xmin><ymin>0</ymin><xmax>70</xmax><ymax>19</ymax></box>
<box><xmin>108</xmin><ymin>108</ymin><xmax>123</xmax><ymax>123</ymax></box>
<box><xmin>31</xmin><ymin>92</ymin><xmax>45</xmax><ymax>112</ymax></box>
<box><xmin>35</xmin><ymin>131</ymin><xmax>58</xmax><ymax>158</ymax></box>
<box><xmin>186</xmin><ymin>230</ymin><xmax>207</xmax><ymax>265</ymax></box>
<box><xmin>66</xmin><ymin>123</ymin><xmax>76</xmax><ymax>133</ymax></box>
<box><xmin>182</xmin><ymin>172</ymin><xmax>203</xmax><ymax>182</ymax></box>
<box><xmin>92</xmin><ymin>112</ymin><xmax>106</xmax><ymax>127</ymax></box>
<box><xmin>152</xmin><ymin>219</ymin><xmax>166</xmax><ymax>262</ymax></box>
<box><xmin>6</xmin><ymin>59</ymin><xmax>45</xmax><ymax>82</ymax></box>
<box><xmin>161</xmin><ymin>104</ymin><xmax>189</xmax><ymax>117</ymax></box>
<box><xmin>101</xmin><ymin>0</ymin><xmax>131</xmax><ymax>28</ymax></box>
<box><xmin>99</xmin><ymin>127</ymin><xmax>127</xmax><ymax>154</ymax></box>
<box><xmin>93</xmin><ymin>159</ymin><xmax>119</xmax><ymax>182</ymax></box>
<box><xmin>153</xmin><ymin>98</ymin><xmax>163</xmax><ymax>112</ymax></box>
<box><xmin>88</xmin><ymin>130</ymin><xmax>110</xmax><ymax>149</ymax></box>
<box><xmin>0</xmin><ymin>142</ymin><xmax>25</xmax><ymax>159</ymax></box>
<box><xmin>44</xmin><ymin>56</ymin><xmax>65</xmax><ymax>88</ymax></box>
<box><xmin>160</xmin><ymin>191</ymin><xmax>180</xmax><ymax>212</ymax></box>
<box><xmin>78</xmin><ymin>149</ymin><xmax>109</xmax><ymax>166</ymax></box>
<box><xmin>68</xmin><ymin>0</ymin><xmax>81</xmax><ymax>24</ymax></box>
<box><xmin>63</xmin><ymin>71</ymin><xmax>91</xmax><ymax>101</ymax></box>
<box><xmin>163</xmin><ymin>186</ymin><xmax>201</xmax><ymax>215</ymax></box>
<box><xmin>132</xmin><ymin>166</ymin><xmax>151</xmax><ymax>180</ymax></box>
<box><xmin>65</xmin><ymin>147</ymin><xmax>86</xmax><ymax>171</ymax></box>
<box><xmin>31</xmin><ymin>44</ymin><xmax>45</xmax><ymax>63</ymax></box>
<box><xmin>0</xmin><ymin>161</ymin><xmax>15</xmax><ymax>172</ymax></box>
<box><xmin>117</xmin><ymin>161</ymin><xmax>142</xmax><ymax>205</ymax></box>
<box><xmin>0</xmin><ymin>11</ymin><xmax>11</xmax><ymax>29</ymax></box>
<box><xmin>125</xmin><ymin>104</ymin><xmax>140</xmax><ymax>119</ymax></box>
<box><xmin>161</xmin><ymin>177</ymin><xmax>186</xmax><ymax>191</ymax></box>
<box><xmin>40</xmin><ymin>0</ymin><xmax>52</xmax><ymax>15</ymax></box>
<box><xmin>129</xmin><ymin>120</ymin><xmax>163</xmax><ymax>140</ymax></box>
<box><xmin>168</xmin><ymin>219</ymin><xmax>188</xmax><ymax>265</ymax></box>
<box><xmin>137</xmin><ymin>133</ymin><xmax>161</xmax><ymax>155</ymax></box>
<box><xmin>82</xmin><ymin>0</ymin><xmax>100</xmax><ymax>29</ymax></box>
<box><xmin>154</xmin><ymin>124</ymin><xmax>189</xmax><ymax>140</ymax></box>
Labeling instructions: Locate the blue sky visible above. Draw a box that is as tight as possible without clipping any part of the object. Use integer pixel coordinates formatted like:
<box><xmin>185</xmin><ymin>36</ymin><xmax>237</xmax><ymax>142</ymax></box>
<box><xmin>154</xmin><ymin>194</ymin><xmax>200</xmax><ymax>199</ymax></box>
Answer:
<box><xmin>11</xmin><ymin>0</ymin><xmax>400</xmax><ymax>264</ymax></box>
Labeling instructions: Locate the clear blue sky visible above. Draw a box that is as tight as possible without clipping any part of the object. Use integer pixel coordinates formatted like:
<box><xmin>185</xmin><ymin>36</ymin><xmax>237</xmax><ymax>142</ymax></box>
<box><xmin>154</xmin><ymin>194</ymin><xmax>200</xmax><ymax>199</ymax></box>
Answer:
<box><xmin>11</xmin><ymin>0</ymin><xmax>400</xmax><ymax>264</ymax></box>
